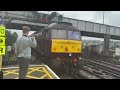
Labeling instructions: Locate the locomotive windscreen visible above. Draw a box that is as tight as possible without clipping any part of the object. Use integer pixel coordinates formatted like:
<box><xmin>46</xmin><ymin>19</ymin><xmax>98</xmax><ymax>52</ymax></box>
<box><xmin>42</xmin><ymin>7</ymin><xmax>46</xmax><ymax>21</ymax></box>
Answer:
<box><xmin>68</xmin><ymin>31</ymin><xmax>80</xmax><ymax>40</ymax></box>
<box><xmin>51</xmin><ymin>29</ymin><xmax>81</xmax><ymax>40</ymax></box>
<box><xmin>52</xmin><ymin>29</ymin><xmax>67</xmax><ymax>39</ymax></box>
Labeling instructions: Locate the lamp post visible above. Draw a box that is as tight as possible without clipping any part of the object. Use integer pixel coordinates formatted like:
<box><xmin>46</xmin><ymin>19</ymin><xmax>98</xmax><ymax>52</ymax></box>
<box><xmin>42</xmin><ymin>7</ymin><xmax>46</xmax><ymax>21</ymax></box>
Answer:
<box><xmin>103</xmin><ymin>11</ymin><xmax>104</xmax><ymax>24</ymax></box>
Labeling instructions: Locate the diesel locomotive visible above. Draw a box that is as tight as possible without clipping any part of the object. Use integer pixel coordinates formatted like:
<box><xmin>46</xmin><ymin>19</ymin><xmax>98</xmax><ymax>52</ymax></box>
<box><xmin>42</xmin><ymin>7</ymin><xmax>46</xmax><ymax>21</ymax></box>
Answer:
<box><xmin>31</xmin><ymin>22</ymin><xmax>83</xmax><ymax>73</ymax></box>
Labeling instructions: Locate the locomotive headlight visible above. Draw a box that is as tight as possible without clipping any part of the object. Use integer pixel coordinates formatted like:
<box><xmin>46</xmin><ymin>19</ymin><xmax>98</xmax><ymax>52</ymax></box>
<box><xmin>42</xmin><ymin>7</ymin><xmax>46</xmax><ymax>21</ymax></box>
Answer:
<box><xmin>79</xmin><ymin>57</ymin><xmax>81</xmax><ymax>60</ymax></box>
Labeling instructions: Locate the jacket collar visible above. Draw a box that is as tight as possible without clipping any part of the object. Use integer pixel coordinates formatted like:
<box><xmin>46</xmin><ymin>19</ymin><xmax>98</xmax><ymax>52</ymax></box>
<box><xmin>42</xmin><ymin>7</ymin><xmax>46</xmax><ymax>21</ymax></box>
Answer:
<box><xmin>22</xmin><ymin>35</ymin><xmax>27</xmax><ymax>37</ymax></box>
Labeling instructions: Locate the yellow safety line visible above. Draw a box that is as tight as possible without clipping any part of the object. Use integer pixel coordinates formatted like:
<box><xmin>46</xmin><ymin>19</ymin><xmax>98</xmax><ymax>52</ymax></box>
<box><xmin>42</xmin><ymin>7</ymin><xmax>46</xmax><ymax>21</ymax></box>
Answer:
<box><xmin>9</xmin><ymin>72</ymin><xmax>40</xmax><ymax>79</ymax></box>
<box><xmin>26</xmin><ymin>75</ymin><xmax>40</xmax><ymax>79</ymax></box>
<box><xmin>39</xmin><ymin>74</ymin><xmax>47</xmax><ymax>79</ymax></box>
<box><xmin>28</xmin><ymin>67</ymin><xmax>43</xmax><ymax>71</ymax></box>
<box><xmin>29</xmin><ymin>66</ymin><xmax>44</xmax><ymax>69</ymax></box>
<box><xmin>27</xmin><ymin>67</ymin><xmax>43</xmax><ymax>74</ymax></box>
<box><xmin>28</xmin><ymin>67</ymin><xmax>41</xmax><ymax>70</ymax></box>
<box><xmin>3</xmin><ymin>70</ymin><xmax>18</xmax><ymax>76</ymax></box>
<box><xmin>28</xmin><ymin>66</ymin><xmax>47</xmax><ymax>73</ymax></box>
<box><xmin>14</xmin><ymin>75</ymin><xmax>44</xmax><ymax>79</ymax></box>
<box><xmin>3</xmin><ymin>69</ymin><xmax>18</xmax><ymax>72</ymax></box>
<box><xmin>42</xmin><ymin>67</ymin><xmax>54</xmax><ymax>79</ymax></box>
<box><xmin>10</xmin><ymin>72</ymin><xmax>18</xmax><ymax>75</ymax></box>
<box><xmin>34</xmin><ymin>69</ymin><xmax>46</xmax><ymax>73</ymax></box>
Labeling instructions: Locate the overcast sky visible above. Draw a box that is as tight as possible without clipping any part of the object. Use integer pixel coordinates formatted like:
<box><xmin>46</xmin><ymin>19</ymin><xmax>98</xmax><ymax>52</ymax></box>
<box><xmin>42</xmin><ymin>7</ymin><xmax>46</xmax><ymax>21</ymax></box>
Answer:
<box><xmin>58</xmin><ymin>11</ymin><xmax>120</xmax><ymax>27</ymax></box>
<box><xmin>41</xmin><ymin>11</ymin><xmax>120</xmax><ymax>27</ymax></box>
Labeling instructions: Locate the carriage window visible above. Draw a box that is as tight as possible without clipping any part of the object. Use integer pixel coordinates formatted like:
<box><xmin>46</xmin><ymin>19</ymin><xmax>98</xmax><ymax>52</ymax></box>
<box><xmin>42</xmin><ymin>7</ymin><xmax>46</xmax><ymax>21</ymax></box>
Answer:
<box><xmin>68</xmin><ymin>31</ymin><xmax>80</xmax><ymax>40</ymax></box>
<box><xmin>52</xmin><ymin>30</ymin><xmax>67</xmax><ymax>39</ymax></box>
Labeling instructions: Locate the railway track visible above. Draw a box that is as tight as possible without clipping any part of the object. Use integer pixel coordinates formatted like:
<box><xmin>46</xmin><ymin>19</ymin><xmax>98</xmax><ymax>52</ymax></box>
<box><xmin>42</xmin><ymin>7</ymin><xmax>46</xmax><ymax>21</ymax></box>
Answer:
<box><xmin>86</xmin><ymin>64</ymin><xmax>120</xmax><ymax>79</ymax></box>
<box><xmin>82</xmin><ymin>58</ymin><xmax>120</xmax><ymax>79</ymax></box>
<box><xmin>58</xmin><ymin>65</ymin><xmax>113</xmax><ymax>79</ymax></box>
<box><xmin>78</xmin><ymin>66</ymin><xmax>106</xmax><ymax>79</ymax></box>
<box><xmin>82</xmin><ymin>54</ymin><xmax>120</xmax><ymax>66</ymax></box>
<box><xmin>84</xmin><ymin>57</ymin><xmax>120</xmax><ymax>69</ymax></box>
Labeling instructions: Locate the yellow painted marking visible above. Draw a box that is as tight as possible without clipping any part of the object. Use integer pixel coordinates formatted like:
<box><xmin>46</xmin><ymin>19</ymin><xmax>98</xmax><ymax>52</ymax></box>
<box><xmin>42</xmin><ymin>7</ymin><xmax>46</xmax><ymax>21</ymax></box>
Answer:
<box><xmin>39</xmin><ymin>74</ymin><xmax>47</xmax><ymax>79</ymax></box>
<box><xmin>3</xmin><ymin>70</ymin><xmax>17</xmax><ymax>76</ymax></box>
<box><xmin>4</xmin><ymin>72</ymin><xmax>39</xmax><ymax>79</ymax></box>
<box><xmin>42</xmin><ymin>67</ymin><xmax>53</xmax><ymax>79</ymax></box>
<box><xmin>27</xmin><ymin>67</ymin><xmax>45</xmax><ymax>74</ymax></box>
<box><xmin>28</xmin><ymin>67</ymin><xmax>43</xmax><ymax>70</ymax></box>
<box><xmin>12</xmin><ymin>72</ymin><xmax>41</xmax><ymax>79</ymax></box>
<box><xmin>3</xmin><ymin>66</ymin><xmax>55</xmax><ymax>79</ymax></box>
<box><xmin>3</xmin><ymin>69</ymin><xmax>18</xmax><ymax>72</ymax></box>
<box><xmin>26</xmin><ymin>75</ymin><xmax>40</xmax><ymax>79</ymax></box>
<box><xmin>0</xmin><ymin>46</ymin><xmax>6</xmax><ymax>55</ymax></box>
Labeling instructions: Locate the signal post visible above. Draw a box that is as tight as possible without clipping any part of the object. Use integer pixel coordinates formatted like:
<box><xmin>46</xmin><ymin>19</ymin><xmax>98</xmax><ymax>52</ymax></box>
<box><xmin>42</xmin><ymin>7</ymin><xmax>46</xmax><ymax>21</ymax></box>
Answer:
<box><xmin>0</xmin><ymin>25</ymin><xmax>6</xmax><ymax>79</ymax></box>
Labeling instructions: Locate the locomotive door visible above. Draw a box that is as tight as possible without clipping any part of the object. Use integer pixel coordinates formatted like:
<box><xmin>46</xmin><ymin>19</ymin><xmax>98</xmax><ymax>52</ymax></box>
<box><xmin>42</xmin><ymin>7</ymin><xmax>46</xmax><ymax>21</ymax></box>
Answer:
<box><xmin>42</xmin><ymin>29</ymin><xmax>50</xmax><ymax>56</ymax></box>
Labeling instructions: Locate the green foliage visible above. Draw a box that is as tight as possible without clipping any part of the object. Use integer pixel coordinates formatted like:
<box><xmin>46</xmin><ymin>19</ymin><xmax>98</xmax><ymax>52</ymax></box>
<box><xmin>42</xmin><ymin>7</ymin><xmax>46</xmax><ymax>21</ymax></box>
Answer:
<box><xmin>6</xmin><ymin>30</ymin><xmax>18</xmax><ymax>46</ymax></box>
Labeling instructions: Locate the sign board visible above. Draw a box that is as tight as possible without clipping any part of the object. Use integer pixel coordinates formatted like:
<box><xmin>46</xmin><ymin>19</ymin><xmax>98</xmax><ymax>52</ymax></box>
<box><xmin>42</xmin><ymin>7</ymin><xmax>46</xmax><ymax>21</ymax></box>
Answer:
<box><xmin>0</xmin><ymin>46</ymin><xmax>6</xmax><ymax>55</ymax></box>
<box><xmin>0</xmin><ymin>25</ymin><xmax>6</xmax><ymax>55</ymax></box>
<box><xmin>0</xmin><ymin>37</ymin><xmax>5</xmax><ymax>46</ymax></box>
<box><xmin>0</xmin><ymin>25</ymin><xmax>5</xmax><ymax>36</ymax></box>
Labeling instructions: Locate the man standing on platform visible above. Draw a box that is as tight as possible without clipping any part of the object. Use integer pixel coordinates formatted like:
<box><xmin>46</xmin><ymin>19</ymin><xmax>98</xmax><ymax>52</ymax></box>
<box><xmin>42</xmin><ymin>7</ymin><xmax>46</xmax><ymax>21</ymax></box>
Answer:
<box><xmin>15</xmin><ymin>26</ymin><xmax>37</xmax><ymax>79</ymax></box>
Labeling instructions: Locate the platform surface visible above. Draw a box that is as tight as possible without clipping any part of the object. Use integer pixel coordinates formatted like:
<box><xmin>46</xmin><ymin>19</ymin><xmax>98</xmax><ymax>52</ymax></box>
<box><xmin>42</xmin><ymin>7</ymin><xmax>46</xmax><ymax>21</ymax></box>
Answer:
<box><xmin>2</xmin><ymin>64</ymin><xmax>60</xmax><ymax>79</ymax></box>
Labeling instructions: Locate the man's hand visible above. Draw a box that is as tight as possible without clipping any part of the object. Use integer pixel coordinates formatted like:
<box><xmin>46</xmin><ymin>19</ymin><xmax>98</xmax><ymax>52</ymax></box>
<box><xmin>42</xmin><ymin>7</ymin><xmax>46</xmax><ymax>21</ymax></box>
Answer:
<box><xmin>31</xmin><ymin>36</ymin><xmax>35</xmax><ymax>41</ymax></box>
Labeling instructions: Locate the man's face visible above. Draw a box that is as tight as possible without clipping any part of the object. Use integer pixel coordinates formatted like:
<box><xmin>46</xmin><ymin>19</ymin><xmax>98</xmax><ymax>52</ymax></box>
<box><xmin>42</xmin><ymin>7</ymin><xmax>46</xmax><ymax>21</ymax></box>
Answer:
<box><xmin>27</xmin><ymin>31</ymin><xmax>30</xmax><ymax>36</ymax></box>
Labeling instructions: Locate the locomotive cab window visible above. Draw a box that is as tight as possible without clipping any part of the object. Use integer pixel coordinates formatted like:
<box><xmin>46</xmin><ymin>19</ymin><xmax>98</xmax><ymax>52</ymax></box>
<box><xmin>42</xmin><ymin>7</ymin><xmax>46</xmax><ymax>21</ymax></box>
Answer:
<box><xmin>52</xmin><ymin>29</ymin><xmax>81</xmax><ymax>40</ymax></box>
<box><xmin>52</xmin><ymin>29</ymin><xmax>67</xmax><ymax>39</ymax></box>
<box><xmin>68</xmin><ymin>31</ymin><xmax>81</xmax><ymax>40</ymax></box>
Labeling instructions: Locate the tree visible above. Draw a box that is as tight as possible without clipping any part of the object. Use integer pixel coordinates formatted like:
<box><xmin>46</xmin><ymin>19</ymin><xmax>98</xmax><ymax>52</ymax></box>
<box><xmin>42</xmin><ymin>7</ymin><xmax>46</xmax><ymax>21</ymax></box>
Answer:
<box><xmin>6</xmin><ymin>31</ymin><xmax>18</xmax><ymax>46</ymax></box>
<box><xmin>5</xmin><ymin>30</ymin><xmax>18</xmax><ymax>61</ymax></box>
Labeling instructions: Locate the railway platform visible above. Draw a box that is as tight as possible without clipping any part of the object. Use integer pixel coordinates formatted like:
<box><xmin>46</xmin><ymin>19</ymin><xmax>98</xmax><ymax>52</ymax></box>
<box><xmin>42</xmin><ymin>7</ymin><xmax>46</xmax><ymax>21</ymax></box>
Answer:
<box><xmin>2</xmin><ymin>64</ymin><xmax>60</xmax><ymax>79</ymax></box>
